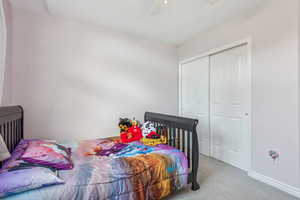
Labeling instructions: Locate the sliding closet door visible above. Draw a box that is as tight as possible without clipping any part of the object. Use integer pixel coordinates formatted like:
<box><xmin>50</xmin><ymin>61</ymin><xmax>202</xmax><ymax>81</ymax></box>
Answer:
<box><xmin>210</xmin><ymin>45</ymin><xmax>250</xmax><ymax>170</ymax></box>
<box><xmin>180</xmin><ymin>57</ymin><xmax>210</xmax><ymax>156</ymax></box>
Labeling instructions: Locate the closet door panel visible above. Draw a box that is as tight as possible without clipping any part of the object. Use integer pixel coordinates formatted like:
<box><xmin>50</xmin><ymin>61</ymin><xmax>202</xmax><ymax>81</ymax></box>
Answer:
<box><xmin>210</xmin><ymin>45</ymin><xmax>249</xmax><ymax>169</ymax></box>
<box><xmin>181</xmin><ymin>56</ymin><xmax>210</xmax><ymax>156</ymax></box>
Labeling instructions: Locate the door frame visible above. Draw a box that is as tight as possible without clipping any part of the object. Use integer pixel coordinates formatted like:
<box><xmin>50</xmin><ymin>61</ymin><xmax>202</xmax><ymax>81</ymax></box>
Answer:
<box><xmin>178</xmin><ymin>37</ymin><xmax>252</xmax><ymax>172</ymax></box>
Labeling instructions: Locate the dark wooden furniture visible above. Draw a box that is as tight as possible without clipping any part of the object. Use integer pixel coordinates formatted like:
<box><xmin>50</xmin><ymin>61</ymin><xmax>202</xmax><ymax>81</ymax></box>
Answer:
<box><xmin>0</xmin><ymin>106</ymin><xmax>23</xmax><ymax>167</ymax></box>
<box><xmin>145</xmin><ymin>112</ymin><xmax>200</xmax><ymax>190</ymax></box>
<box><xmin>0</xmin><ymin>106</ymin><xmax>200</xmax><ymax>191</ymax></box>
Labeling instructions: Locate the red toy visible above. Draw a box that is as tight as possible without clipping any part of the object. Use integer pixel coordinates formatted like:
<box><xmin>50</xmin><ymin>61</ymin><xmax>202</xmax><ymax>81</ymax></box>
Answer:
<box><xmin>120</xmin><ymin>119</ymin><xmax>143</xmax><ymax>143</ymax></box>
<box><xmin>146</xmin><ymin>131</ymin><xmax>161</xmax><ymax>139</ymax></box>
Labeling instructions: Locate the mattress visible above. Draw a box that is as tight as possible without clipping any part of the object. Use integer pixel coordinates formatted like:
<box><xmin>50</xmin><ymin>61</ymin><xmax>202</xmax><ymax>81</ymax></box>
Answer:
<box><xmin>4</xmin><ymin>138</ymin><xmax>188</xmax><ymax>200</ymax></box>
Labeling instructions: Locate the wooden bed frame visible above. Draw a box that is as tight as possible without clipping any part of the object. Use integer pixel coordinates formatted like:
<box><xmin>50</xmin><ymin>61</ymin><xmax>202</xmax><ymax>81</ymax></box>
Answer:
<box><xmin>0</xmin><ymin>106</ymin><xmax>200</xmax><ymax>191</ymax></box>
<box><xmin>144</xmin><ymin>112</ymin><xmax>200</xmax><ymax>190</ymax></box>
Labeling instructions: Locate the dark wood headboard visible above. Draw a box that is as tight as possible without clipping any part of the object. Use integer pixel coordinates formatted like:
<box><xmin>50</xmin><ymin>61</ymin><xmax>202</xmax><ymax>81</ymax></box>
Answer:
<box><xmin>144</xmin><ymin>112</ymin><xmax>200</xmax><ymax>191</ymax></box>
<box><xmin>0</xmin><ymin>106</ymin><xmax>24</xmax><ymax>166</ymax></box>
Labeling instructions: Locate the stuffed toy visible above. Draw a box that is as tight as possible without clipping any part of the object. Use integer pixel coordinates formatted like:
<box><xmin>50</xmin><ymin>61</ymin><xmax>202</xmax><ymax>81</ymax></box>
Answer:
<box><xmin>119</xmin><ymin>118</ymin><xmax>131</xmax><ymax>133</ymax></box>
<box><xmin>120</xmin><ymin>118</ymin><xmax>143</xmax><ymax>143</ymax></box>
<box><xmin>140</xmin><ymin>136</ymin><xmax>167</xmax><ymax>146</ymax></box>
<box><xmin>141</xmin><ymin>121</ymin><xmax>160</xmax><ymax>139</ymax></box>
<box><xmin>140</xmin><ymin>122</ymin><xmax>167</xmax><ymax>146</ymax></box>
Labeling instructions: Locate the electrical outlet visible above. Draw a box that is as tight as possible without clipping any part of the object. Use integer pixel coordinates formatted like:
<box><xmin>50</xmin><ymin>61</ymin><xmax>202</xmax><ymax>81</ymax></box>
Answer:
<box><xmin>269</xmin><ymin>150</ymin><xmax>279</xmax><ymax>161</ymax></box>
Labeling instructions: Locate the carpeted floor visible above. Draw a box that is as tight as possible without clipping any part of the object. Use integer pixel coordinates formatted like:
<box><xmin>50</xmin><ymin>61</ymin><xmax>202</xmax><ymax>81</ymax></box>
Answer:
<box><xmin>167</xmin><ymin>155</ymin><xmax>299</xmax><ymax>200</ymax></box>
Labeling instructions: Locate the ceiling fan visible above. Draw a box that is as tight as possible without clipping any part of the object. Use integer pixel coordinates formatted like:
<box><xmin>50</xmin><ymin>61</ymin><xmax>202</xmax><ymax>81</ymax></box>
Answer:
<box><xmin>146</xmin><ymin>0</ymin><xmax>170</xmax><ymax>16</ymax></box>
<box><xmin>145</xmin><ymin>0</ymin><xmax>221</xmax><ymax>16</ymax></box>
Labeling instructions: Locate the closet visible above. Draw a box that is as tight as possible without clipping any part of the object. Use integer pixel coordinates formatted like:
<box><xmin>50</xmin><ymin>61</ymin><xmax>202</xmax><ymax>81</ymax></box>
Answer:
<box><xmin>180</xmin><ymin>43</ymin><xmax>251</xmax><ymax>170</ymax></box>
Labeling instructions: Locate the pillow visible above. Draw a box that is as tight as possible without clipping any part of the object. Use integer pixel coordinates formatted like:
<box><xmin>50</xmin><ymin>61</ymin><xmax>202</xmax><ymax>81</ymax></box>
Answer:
<box><xmin>0</xmin><ymin>134</ymin><xmax>10</xmax><ymax>161</ymax></box>
<box><xmin>20</xmin><ymin>140</ymin><xmax>73</xmax><ymax>170</ymax></box>
<box><xmin>1</xmin><ymin>139</ymin><xmax>35</xmax><ymax>170</ymax></box>
<box><xmin>0</xmin><ymin>167</ymin><xmax>64</xmax><ymax>198</ymax></box>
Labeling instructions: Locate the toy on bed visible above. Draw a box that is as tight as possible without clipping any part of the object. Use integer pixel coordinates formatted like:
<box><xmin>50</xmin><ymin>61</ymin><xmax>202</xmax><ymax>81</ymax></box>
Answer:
<box><xmin>119</xmin><ymin>118</ymin><xmax>143</xmax><ymax>143</ymax></box>
<box><xmin>140</xmin><ymin>121</ymin><xmax>167</xmax><ymax>146</ymax></box>
<box><xmin>118</xmin><ymin>118</ymin><xmax>131</xmax><ymax>132</ymax></box>
<box><xmin>141</xmin><ymin>121</ymin><xmax>158</xmax><ymax>138</ymax></box>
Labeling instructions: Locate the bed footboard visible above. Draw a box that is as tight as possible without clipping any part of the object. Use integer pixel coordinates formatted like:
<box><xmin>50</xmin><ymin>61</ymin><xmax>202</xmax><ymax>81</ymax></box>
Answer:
<box><xmin>144</xmin><ymin>112</ymin><xmax>200</xmax><ymax>191</ymax></box>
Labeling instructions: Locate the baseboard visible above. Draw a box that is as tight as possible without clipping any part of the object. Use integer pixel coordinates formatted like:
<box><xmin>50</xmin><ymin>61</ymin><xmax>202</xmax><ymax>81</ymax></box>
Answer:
<box><xmin>248</xmin><ymin>171</ymin><xmax>300</xmax><ymax>198</ymax></box>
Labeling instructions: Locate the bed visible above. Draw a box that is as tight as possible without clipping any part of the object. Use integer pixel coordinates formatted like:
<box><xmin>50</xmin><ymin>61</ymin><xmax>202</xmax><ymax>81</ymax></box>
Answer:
<box><xmin>0</xmin><ymin>106</ymin><xmax>200</xmax><ymax>200</ymax></box>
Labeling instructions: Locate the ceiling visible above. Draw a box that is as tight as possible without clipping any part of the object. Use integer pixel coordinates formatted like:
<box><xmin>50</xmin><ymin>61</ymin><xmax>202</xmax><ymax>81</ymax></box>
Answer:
<box><xmin>9</xmin><ymin>0</ymin><xmax>268</xmax><ymax>45</ymax></box>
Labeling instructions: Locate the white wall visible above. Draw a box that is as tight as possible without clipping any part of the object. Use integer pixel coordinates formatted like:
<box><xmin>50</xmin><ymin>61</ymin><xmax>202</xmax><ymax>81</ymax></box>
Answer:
<box><xmin>1</xmin><ymin>0</ymin><xmax>13</xmax><ymax>105</ymax></box>
<box><xmin>10</xmin><ymin>9</ymin><xmax>178</xmax><ymax>141</ymax></box>
<box><xmin>299</xmin><ymin>0</ymin><xmax>300</xmax><ymax>193</ymax></box>
<box><xmin>178</xmin><ymin>0</ymin><xmax>300</xmax><ymax>191</ymax></box>
<box><xmin>0</xmin><ymin>0</ymin><xmax>7</xmax><ymax>105</ymax></box>
<box><xmin>298</xmin><ymin>1</ymin><xmax>300</xmax><ymax>192</ymax></box>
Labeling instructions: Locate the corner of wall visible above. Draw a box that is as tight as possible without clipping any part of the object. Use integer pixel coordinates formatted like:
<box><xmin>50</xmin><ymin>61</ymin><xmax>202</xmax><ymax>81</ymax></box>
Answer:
<box><xmin>298</xmin><ymin>0</ymin><xmax>300</xmax><ymax>189</ymax></box>
<box><xmin>1</xmin><ymin>0</ymin><xmax>13</xmax><ymax>105</ymax></box>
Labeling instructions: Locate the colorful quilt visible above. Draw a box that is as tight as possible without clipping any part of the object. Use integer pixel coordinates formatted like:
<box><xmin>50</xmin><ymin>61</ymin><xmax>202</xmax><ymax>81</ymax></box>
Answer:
<box><xmin>3</xmin><ymin>138</ymin><xmax>188</xmax><ymax>200</ymax></box>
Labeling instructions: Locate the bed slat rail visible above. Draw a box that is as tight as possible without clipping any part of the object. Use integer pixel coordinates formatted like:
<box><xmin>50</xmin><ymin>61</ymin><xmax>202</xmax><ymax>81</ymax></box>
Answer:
<box><xmin>0</xmin><ymin>106</ymin><xmax>23</xmax><ymax>167</ymax></box>
<box><xmin>144</xmin><ymin>111</ymin><xmax>200</xmax><ymax>191</ymax></box>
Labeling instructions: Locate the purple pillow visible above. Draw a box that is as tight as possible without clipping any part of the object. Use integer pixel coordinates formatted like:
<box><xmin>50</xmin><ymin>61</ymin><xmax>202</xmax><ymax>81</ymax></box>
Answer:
<box><xmin>1</xmin><ymin>139</ymin><xmax>34</xmax><ymax>170</ymax></box>
<box><xmin>0</xmin><ymin>167</ymin><xmax>64</xmax><ymax>198</ymax></box>
<box><xmin>20</xmin><ymin>140</ymin><xmax>73</xmax><ymax>170</ymax></box>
